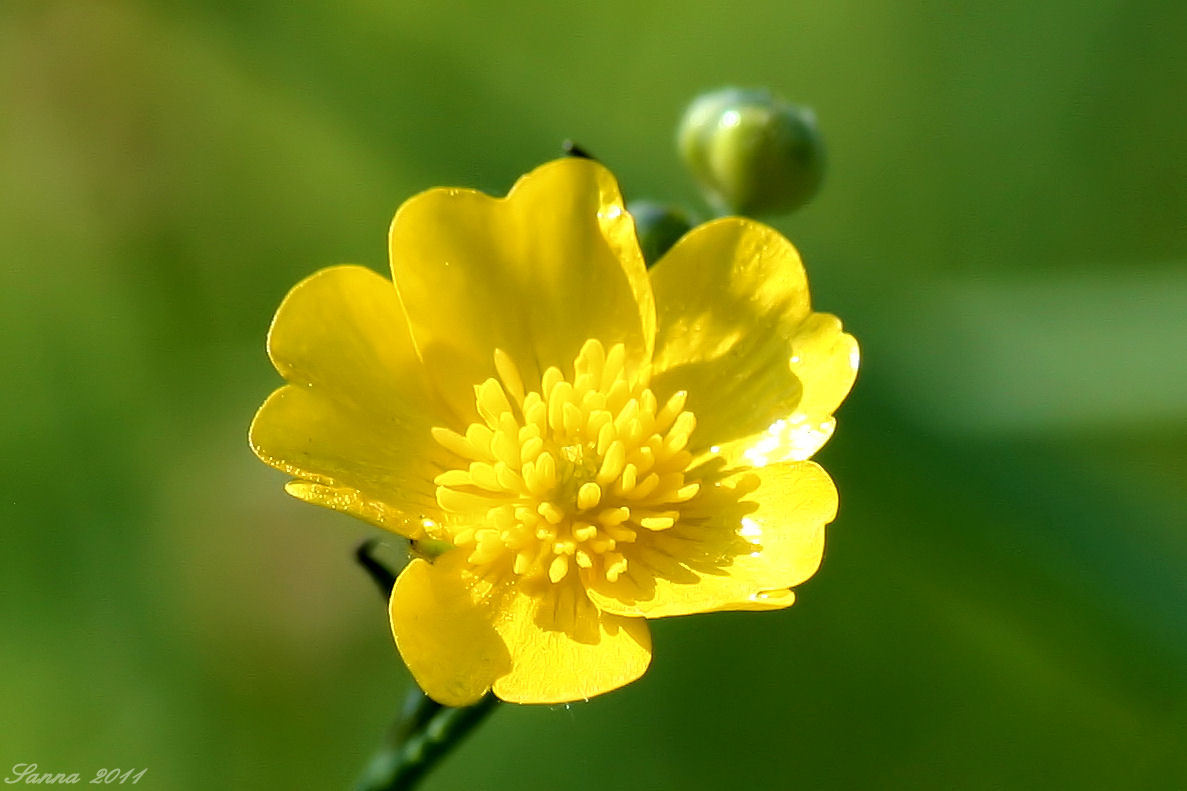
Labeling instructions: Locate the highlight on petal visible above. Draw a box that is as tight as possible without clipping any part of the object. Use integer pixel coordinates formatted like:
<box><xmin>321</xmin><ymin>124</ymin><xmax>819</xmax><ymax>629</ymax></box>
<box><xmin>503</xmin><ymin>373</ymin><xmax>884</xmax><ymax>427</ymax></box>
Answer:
<box><xmin>585</xmin><ymin>460</ymin><xmax>838</xmax><ymax>618</ymax></box>
<box><xmin>249</xmin><ymin>265</ymin><xmax>453</xmax><ymax>537</ymax></box>
<box><xmin>391</xmin><ymin>553</ymin><xmax>652</xmax><ymax>705</ymax></box>
<box><xmin>389</xmin><ymin>158</ymin><xmax>655</xmax><ymax>424</ymax></box>
<box><xmin>724</xmin><ymin>313</ymin><xmax>859</xmax><ymax>466</ymax></box>
<box><xmin>649</xmin><ymin>217</ymin><xmax>858</xmax><ymax>464</ymax></box>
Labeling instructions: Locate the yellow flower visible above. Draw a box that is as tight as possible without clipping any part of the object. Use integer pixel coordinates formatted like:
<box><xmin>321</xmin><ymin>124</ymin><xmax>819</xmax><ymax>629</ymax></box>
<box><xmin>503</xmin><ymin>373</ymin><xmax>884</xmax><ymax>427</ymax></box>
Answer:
<box><xmin>249</xmin><ymin>158</ymin><xmax>858</xmax><ymax>705</ymax></box>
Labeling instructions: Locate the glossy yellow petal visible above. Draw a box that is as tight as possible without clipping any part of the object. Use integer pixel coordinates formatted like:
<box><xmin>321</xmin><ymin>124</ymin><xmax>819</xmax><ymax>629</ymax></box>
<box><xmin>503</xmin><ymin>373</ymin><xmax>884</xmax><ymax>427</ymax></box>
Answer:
<box><xmin>649</xmin><ymin>218</ymin><xmax>858</xmax><ymax>463</ymax></box>
<box><xmin>586</xmin><ymin>460</ymin><xmax>837</xmax><ymax>618</ymax></box>
<box><xmin>718</xmin><ymin>312</ymin><xmax>859</xmax><ymax>467</ymax></box>
<box><xmin>389</xmin><ymin>556</ymin><xmax>512</xmax><ymax>707</ymax></box>
<box><xmin>390</xmin><ymin>552</ymin><xmax>652</xmax><ymax>705</ymax></box>
<box><xmin>249</xmin><ymin>265</ymin><xmax>451</xmax><ymax>536</ymax></box>
<box><xmin>490</xmin><ymin>582</ymin><xmax>652</xmax><ymax>704</ymax></box>
<box><xmin>390</xmin><ymin>158</ymin><xmax>655</xmax><ymax>423</ymax></box>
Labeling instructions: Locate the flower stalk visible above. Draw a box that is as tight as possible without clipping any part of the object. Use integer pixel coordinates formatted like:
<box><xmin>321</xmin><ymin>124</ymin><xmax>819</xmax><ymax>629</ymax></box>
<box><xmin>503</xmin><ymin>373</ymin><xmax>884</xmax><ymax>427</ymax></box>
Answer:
<box><xmin>355</xmin><ymin>687</ymin><xmax>499</xmax><ymax>791</ymax></box>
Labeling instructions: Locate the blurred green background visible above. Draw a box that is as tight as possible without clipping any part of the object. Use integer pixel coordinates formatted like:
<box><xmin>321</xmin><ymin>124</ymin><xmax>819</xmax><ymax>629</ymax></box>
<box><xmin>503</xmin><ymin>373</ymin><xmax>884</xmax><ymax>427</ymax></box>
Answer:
<box><xmin>3</xmin><ymin>0</ymin><xmax>1185</xmax><ymax>788</ymax></box>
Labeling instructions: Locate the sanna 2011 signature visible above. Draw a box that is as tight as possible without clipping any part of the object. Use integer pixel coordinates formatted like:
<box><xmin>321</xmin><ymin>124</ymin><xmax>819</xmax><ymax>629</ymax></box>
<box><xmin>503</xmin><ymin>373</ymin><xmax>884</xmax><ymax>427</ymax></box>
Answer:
<box><xmin>4</xmin><ymin>764</ymin><xmax>147</xmax><ymax>785</ymax></box>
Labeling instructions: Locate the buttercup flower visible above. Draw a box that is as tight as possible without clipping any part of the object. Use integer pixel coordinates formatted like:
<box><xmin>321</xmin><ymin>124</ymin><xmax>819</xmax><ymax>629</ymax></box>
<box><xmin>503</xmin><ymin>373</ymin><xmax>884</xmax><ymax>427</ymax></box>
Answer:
<box><xmin>249</xmin><ymin>158</ymin><xmax>858</xmax><ymax>705</ymax></box>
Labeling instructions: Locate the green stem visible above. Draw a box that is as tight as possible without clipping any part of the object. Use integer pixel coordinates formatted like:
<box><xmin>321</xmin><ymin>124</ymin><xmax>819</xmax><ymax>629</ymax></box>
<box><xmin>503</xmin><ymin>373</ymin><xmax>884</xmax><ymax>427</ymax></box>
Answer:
<box><xmin>355</xmin><ymin>687</ymin><xmax>499</xmax><ymax>791</ymax></box>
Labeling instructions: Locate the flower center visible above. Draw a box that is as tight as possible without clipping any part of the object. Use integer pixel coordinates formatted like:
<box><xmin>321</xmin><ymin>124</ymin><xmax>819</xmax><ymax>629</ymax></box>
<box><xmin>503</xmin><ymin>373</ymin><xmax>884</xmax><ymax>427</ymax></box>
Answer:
<box><xmin>430</xmin><ymin>339</ymin><xmax>700</xmax><ymax>587</ymax></box>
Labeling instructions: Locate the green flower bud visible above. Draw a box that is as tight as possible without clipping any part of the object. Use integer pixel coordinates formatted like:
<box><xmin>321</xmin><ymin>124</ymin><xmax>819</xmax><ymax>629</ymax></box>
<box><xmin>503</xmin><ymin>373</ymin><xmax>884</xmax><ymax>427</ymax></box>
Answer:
<box><xmin>628</xmin><ymin>200</ymin><xmax>694</xmax><ymax>268</ymax></box>
<box><xmin>677</xmin><ymin>87</ymin><xmax>825</xmax><ymax>216</ymax></box>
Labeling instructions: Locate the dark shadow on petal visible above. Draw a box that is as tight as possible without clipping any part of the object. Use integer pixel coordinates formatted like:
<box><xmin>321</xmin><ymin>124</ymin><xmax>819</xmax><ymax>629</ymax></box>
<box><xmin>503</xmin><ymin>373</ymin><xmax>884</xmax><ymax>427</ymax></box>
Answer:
<box><xmin>528</xmin><ymin>578</ymin><xmax>604</xmax><ymax>645</ymax></box>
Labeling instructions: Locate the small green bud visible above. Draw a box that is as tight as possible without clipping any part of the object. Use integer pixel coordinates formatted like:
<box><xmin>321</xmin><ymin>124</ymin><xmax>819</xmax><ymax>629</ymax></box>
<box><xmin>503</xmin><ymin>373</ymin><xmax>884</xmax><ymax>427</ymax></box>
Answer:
<box><xmin>628</xmin><ymin>200</ymin><xmax>694</xmax><ymax>268</ymax></box>
<box><xmin>677</xmin><ymin>87</ymin><xmax>825</xmax><ymax>216</ymax></box>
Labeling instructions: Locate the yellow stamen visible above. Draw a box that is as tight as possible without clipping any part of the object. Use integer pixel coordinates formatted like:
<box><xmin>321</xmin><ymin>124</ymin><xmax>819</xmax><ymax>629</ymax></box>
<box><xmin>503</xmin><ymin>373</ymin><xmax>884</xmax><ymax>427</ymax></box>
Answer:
<box><xmin>429</xmin><ymin>340</ymin><xmax>702</xmax><ymax>587</ymax></box>
<box><xmin>493</xmin><ymin>348</ymin><xmax>525</xmax><ymax>405</ymax></box>
<box><xmin>577</xmin><ymin>482</ymin><xmax>602</xmax><ymax>510</ymax></box>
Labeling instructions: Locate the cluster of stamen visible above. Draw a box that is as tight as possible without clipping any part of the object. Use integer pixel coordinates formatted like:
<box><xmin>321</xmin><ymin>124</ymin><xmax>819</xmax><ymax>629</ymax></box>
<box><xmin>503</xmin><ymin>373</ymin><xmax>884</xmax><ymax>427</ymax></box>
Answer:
<box><xmin>430</xmin><ymin>339</ymin><xmax>700</xmax><ymax>587</ymax></box>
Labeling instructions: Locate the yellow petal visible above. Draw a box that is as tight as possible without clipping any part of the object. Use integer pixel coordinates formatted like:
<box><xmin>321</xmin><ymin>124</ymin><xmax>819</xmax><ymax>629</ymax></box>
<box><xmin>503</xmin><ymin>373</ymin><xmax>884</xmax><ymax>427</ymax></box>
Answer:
<box><xmin>249</xmin><ymin>265</ymin><xmax>450</xmax><ymax>536</ymax></box>
<box><xmin>390</xmin><ymin>552</ymin><xmax>652</xmax><ymax>705</ymax></box>
<box><xmin>389</xmin><ymin>158</ymin><xmax>655</xmax><ymax>422</ymax></box>
<box><xmin>389</xmin><ymin>556</ymin><xmax>512</xmax><ymax>707</ymax></box>
<box><xmin>490</xmin><ymin>582</ymin><xmax>652</xmax><ymax>704</ymax></box>
<box><xmin>718</xmin><ymin>313</ymin><xmax>859</xmax><ymax>466</ymax></box>
<box><xmin>586</xmin><ymin>460</ymin><xmax>837</xmax><ymax>618</ymax></box>
<box><xmin>649</xmin><ymin>218</ymin><xmax>858</xmax><ymax>464</ymax></box>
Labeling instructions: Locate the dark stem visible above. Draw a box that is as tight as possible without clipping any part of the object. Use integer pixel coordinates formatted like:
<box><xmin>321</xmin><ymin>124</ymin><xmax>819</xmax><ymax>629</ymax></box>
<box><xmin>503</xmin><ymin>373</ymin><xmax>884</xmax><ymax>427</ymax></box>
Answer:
<box><xmin>355</xmin><ymin>538</ymin><xmax>398</xmax><ymax>597</ymax></box>
<box><xmin>355</xmin><ymin>688</ymin><xmax>499</xmax><ymax>791</ymax></box>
